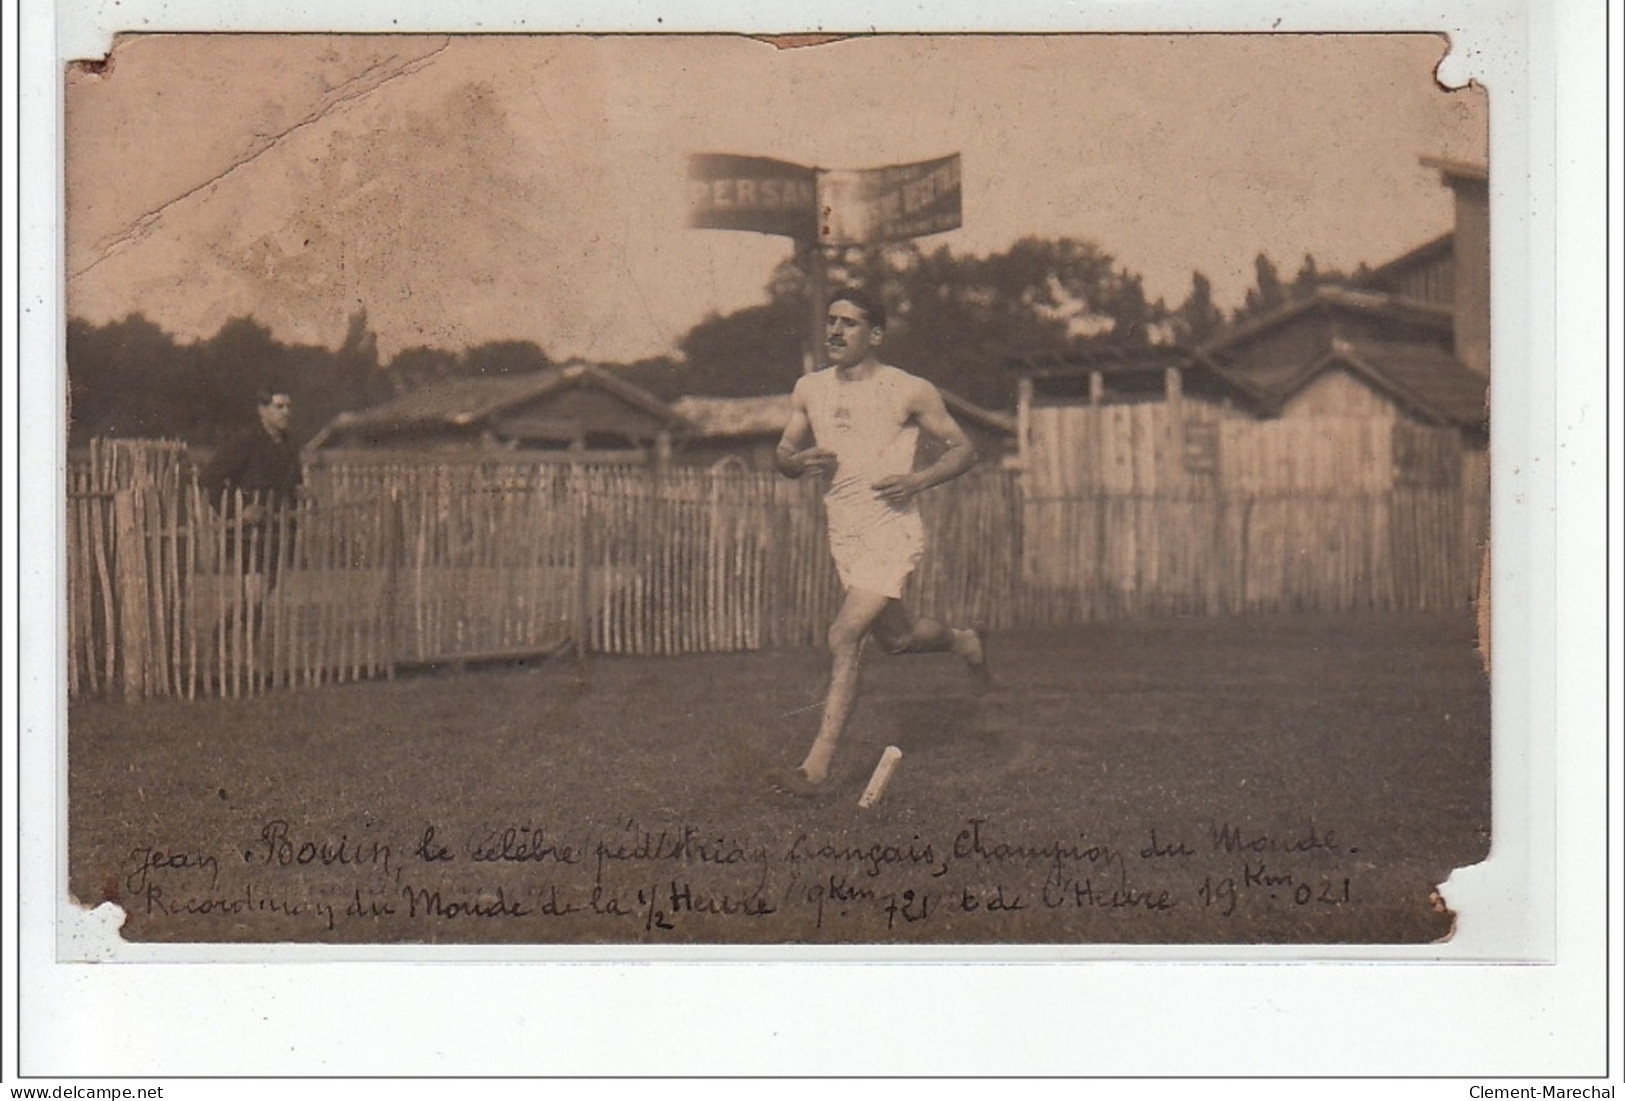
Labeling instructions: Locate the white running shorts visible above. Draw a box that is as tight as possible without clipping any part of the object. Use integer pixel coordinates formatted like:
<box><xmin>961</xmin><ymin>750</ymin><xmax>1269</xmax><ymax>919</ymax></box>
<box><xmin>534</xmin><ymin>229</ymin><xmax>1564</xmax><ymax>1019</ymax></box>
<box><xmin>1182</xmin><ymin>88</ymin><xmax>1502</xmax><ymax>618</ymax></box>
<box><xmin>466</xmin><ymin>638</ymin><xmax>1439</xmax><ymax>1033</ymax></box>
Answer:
<box><xmin>825</xmin><ymin>501</ymin><xmax>925</xmax><ymax>600</ymax></box>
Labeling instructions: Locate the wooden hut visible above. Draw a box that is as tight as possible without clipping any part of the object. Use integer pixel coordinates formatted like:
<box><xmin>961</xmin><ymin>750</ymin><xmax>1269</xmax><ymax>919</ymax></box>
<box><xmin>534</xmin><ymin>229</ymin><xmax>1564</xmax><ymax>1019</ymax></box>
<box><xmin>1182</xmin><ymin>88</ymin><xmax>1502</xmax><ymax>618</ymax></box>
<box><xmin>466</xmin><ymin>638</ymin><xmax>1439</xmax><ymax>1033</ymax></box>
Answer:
<box><xmin>308</xmin><ymin>362</ymin><xmax>682</xmax><ymax>464</ymax></box>
<box><xmin>668</xmin><ymin>394</ymin><xmax>795</xmax><ymax>471</ymax></box>
<box><xmin>1008</xmin><ymin>155</ymin><xmax>1490</xmax><ymax>610</ymax></box>
<box><xmin>1196</xmin><ymin>287</ymin><xmax>1485</xmax><ymax>436</ymax></box>
<box><xmin>1010</xmin><ymin>323</ymin><xmax>1486</xmax><ymax>609</ymax></box>
<box><xmin>1012</xmin><ymin>344</ymin><xmax>1268</xmax><ymax>489</ymax></box>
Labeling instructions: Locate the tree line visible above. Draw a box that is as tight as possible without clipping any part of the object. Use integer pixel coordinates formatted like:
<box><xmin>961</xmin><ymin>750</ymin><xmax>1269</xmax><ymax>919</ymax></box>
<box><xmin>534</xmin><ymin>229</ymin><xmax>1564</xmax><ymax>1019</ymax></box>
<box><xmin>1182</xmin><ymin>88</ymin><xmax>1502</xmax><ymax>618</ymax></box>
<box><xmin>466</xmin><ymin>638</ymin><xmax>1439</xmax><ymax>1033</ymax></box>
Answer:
<box><xmin>67</xmin><ymin>241</ymin><xmax>1358</xmax><ymax>449</ymax></box>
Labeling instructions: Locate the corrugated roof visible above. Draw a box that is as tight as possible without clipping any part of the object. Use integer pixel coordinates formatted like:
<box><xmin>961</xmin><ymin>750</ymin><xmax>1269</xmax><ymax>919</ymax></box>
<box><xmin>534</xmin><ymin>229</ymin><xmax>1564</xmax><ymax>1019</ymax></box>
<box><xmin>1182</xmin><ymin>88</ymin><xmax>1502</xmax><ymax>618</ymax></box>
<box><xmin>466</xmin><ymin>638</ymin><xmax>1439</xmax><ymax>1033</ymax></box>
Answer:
<box><xmin>1357</xmin><ymin>233</ymin><xmax>1453</xmax><ymax>292</ymax></box>
<box><xmin>670</xmin><ymin>394</ymin><xmax>792</xmax><ymax>438</ymax></box>
<box><xmin>1321</xmin><ymin>338</ymin><xmax>1487</xmax><ymax>429</ymax></box>
<box><xmin>312</xmin><ymin>363</ymin><xmax>677</xmax><ymax>444</ymax></box>
<box><xmin>1201</xmin><ymin>286</ymin><xmax>1454</xmax><ymax>359</ymax></box>
<box><xmin>347</xmin><ymin>372</ymin><xmax>566</xmax><ymax>431</ymax></box>
<box><xmin>1008</xmin><ymin>344</ymin><xmax>1192</xmax><ymax>378</ymax></box>
<box><xmin>1010</xmin><ymin>345</ymin><xmax>1274</xmax><ymax>411</ymax></box>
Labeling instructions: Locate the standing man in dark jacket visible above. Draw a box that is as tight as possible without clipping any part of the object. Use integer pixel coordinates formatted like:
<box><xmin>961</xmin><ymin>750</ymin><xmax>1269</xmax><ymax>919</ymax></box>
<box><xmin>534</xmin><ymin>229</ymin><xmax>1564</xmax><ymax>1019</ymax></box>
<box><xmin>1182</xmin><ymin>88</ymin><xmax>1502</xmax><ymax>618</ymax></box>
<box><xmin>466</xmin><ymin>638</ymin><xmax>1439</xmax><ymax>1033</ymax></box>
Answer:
<box><xmin>201</xmin><ymin>389</ymin><xmax>302</xmax><ymax>585</ymax></box>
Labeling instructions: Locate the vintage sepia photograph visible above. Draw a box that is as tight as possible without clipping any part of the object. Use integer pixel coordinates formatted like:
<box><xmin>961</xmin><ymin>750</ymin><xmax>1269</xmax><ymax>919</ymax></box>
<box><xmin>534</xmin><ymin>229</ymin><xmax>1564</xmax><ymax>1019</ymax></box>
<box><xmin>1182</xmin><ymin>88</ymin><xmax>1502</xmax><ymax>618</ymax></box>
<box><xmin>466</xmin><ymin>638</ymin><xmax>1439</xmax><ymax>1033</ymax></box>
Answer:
<box><xmin>61</xmin><ymin>32</ymin><xmax>1495</xmax><ymax>948</ymax></box>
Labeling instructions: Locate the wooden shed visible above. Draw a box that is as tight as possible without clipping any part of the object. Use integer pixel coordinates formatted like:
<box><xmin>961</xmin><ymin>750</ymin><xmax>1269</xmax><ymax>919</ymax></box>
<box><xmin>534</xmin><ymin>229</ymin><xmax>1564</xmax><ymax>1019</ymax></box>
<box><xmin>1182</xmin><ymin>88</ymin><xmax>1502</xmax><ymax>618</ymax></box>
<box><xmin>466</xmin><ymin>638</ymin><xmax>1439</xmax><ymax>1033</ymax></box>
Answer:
<box><xmin>1013</xmin><ymin>344</ymin><xmax>1268</xmax><ymax>493</ymax></box>
<box><xmin>308</xmin><ymin>363</ymin><xmax>681</xmax><ymax>463</ymax></box>
<box><xmin>1199</xmin><ymin>288</ymin><xmax>1485</xmax><ymax>430</ymax></box>
<box><xmin>1017</xmin><ymin>153</ymin><xmax>1490</xmax><ymax>489</ymax></box>
<box><xmin>1013</xmin><ymin>338</ymin><xmax>1467</xmax><ymax>504</ymax></box>
<box><xmin>1010</xmin><ymin>292</ymin><xmax>1487</xmax><ymax>609</ymax></box>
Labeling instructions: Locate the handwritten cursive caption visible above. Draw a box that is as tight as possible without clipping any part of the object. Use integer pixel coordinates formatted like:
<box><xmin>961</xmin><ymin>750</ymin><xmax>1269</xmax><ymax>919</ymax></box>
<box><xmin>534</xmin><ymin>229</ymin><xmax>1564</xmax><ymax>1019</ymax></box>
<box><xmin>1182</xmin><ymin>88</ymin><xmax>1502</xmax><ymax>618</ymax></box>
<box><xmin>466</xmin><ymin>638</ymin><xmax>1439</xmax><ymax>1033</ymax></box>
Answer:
<box><xmin>107</xmin><ymin>813</ymin><xmax>1390</xmax><ymax>942</ymax></box>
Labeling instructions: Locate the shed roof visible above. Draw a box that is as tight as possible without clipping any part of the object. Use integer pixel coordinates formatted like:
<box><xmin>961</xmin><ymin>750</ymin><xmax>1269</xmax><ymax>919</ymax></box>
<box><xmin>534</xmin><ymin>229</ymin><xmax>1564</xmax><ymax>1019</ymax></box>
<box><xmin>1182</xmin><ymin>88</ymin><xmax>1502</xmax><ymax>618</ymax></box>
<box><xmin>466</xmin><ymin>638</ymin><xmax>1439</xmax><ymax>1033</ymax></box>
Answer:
<box><xmin>1357</xmin><ymin>232</ymin><xmax>1453</xmax><ymax>294</ymax></box>
<box><xmin>1009</xmin><ymin>343</ymin><xmax>1193</xmax><ymax>379</ymax></box>
<box><xmin>1010</xmin><ymin>345</ymin><xmax>1274</xmax><ymax>410</ymax></box>
<box><xmin>1190</xmin><ymin>286</ymin><xmax>1483</xmax><ymax>429</ymax></box>
<box><xmin>1311</xmin><ymin>338</ymin><xmax>1488</xmax><ymax>429</ymax></box>
<box><xmin>1201</xmin><ymin>286</ymin><xmax>1454</xmax><ymax>359</ymax></box>
<box><xmin>1005</xmin><ymin>303</ymin><xmax>1483</xmax><ymax>430</ymax></box>
<box><xmin>310</xmin><ymin>363</ymin><xmax>678</xmax><ymax>447</ymax></box>
<box><xmin>669</xmin><ymin>394</ymin><xmax>793</xmax><ymax>439</ymax></box>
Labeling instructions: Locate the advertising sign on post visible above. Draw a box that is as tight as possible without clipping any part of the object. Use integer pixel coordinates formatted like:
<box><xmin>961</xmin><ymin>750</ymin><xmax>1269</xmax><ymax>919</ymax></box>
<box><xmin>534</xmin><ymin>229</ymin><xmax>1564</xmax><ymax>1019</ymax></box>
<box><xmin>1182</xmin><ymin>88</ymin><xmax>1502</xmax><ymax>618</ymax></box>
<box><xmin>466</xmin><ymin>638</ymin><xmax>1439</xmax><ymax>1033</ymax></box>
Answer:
<box><xmin>688</xmin><ymin>151</ymin><xmax>962</xmax><ymax>372</ymax></box>
<box><xmin>815</xmin><ymin>154</ymin><xmax>963</xmax><ymax>246</ymax></box>
<box><xmin>686</xmin><ymin>153</ymin><xmax>818</xmax><ymax>239</ymax></box>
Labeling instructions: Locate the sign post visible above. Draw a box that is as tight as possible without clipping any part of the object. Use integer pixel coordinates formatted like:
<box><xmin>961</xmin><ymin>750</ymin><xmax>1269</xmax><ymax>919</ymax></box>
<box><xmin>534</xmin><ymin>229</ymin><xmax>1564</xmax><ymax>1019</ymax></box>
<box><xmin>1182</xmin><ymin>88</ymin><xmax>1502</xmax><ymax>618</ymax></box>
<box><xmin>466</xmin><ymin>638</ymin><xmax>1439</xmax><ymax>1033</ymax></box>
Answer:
<box><xmin>688</xmin><ymin>152</ymin><xmax>962</xmax><ymax>373</ymax></box>
<box><xmin>802</xmin><ymin>240</ymin><xmax>827</xmax><ymax>376</ymax></box>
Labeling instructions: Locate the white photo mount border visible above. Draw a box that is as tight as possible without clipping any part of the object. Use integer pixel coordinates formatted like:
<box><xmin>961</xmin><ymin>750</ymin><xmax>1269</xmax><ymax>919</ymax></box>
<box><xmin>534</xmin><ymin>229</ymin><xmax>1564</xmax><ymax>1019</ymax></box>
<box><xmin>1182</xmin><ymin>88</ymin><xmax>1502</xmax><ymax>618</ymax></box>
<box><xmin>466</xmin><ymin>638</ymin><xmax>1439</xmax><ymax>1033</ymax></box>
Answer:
<box><xmin>14</xmin><ymin>0</ymin><xmax>1609</xmax><ymax>1081</ymax></box>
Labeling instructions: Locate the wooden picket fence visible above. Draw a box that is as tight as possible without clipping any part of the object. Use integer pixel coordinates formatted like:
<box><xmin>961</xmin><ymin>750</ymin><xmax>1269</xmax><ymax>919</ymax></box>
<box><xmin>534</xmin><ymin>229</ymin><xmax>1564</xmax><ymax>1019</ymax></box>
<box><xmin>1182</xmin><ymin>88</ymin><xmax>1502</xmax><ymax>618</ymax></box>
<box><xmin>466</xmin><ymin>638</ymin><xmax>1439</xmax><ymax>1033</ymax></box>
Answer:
<box><xmin>66</xmin><ymin>440</ymin><xmax>1483</xmax><ymax>701</ymax></box>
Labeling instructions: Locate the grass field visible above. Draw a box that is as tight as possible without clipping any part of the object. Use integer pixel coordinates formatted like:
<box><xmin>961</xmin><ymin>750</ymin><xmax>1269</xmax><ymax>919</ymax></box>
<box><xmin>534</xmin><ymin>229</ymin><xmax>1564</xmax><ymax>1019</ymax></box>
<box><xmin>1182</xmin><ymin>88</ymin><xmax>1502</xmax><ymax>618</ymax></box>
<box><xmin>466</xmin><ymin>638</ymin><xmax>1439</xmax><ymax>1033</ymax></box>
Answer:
<box><xmin>68</xmin><ymin>610</ymin><xmax>1490</xmax><ymax>946</ymax></box>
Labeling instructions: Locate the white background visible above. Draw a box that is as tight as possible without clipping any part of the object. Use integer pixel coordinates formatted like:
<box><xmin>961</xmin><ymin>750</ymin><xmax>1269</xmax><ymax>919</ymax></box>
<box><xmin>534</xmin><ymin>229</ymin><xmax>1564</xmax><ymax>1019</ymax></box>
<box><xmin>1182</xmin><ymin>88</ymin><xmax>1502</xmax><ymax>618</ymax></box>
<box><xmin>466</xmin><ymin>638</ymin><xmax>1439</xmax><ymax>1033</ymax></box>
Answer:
<box><xmin>4</xmin><ymin>0</ymin><xmax>1619</xmax><ymax>1091</ymax></box>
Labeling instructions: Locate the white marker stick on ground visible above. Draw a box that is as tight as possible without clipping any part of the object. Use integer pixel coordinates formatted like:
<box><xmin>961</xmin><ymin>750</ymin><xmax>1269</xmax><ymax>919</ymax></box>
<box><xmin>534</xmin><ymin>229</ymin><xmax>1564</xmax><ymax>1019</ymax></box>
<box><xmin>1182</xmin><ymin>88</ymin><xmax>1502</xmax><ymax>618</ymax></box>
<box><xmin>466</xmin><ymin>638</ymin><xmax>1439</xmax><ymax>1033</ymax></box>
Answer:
<box><xmin>858</xmin><ymin>745</ymin><xmax>904</xmax><ymax>809</ymax></box>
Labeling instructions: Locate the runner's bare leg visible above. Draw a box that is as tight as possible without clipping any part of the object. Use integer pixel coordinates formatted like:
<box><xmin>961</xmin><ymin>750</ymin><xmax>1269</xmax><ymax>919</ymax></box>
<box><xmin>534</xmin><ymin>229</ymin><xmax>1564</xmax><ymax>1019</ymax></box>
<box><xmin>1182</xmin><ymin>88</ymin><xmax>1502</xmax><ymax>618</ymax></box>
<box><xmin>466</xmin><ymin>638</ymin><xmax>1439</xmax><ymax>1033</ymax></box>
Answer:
<box><xmin>798</xmin><ymin>587</ymin><xmax>892</xmax><ymax>784</ymax></box>
<box><xmin>870</xmin><ymin>601</ymin><xmax>984</xmax><ymax>662</ymax></box>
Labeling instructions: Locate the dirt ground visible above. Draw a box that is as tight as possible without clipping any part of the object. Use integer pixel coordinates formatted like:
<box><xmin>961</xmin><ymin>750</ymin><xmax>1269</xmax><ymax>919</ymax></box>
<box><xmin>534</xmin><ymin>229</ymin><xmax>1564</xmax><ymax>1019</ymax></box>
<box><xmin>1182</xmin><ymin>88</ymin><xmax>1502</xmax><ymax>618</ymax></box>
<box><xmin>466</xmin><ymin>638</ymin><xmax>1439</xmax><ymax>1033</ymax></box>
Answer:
<box><xmin>67</xmin><ymin>610</ymin><xmax>1490</xmax><ymax>946</ymax></box>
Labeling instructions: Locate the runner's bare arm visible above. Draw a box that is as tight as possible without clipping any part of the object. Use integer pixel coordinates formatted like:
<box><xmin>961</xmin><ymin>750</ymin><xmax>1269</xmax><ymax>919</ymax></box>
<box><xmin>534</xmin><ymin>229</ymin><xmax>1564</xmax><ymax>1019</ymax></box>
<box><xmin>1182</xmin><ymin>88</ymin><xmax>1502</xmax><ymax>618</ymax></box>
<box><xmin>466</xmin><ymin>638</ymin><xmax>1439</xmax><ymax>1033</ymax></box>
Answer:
<box><xmin>872</xmin><ymin>379</ymin><xmax>979</xmax><ymax>504</ymax></box>
<box><xmin>776</xmin><ymin>384</ymin><xmax>836</xmax><ymax>478</ymax></box>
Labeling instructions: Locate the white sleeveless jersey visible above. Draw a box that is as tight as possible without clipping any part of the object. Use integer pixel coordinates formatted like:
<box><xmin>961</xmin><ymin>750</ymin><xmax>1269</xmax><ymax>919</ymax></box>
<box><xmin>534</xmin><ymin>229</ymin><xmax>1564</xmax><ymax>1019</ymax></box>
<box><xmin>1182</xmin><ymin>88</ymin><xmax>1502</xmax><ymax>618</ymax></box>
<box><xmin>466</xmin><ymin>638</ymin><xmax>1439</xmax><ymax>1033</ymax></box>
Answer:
<box><xmin>797</xmin><ymin>363</ymin><xmax>929</xmax><ymax>597</ymax></box>
<box><xmin>799</xmin><ymin>364</ymin><xmax>920</xmax><ymax>509</ymax></box>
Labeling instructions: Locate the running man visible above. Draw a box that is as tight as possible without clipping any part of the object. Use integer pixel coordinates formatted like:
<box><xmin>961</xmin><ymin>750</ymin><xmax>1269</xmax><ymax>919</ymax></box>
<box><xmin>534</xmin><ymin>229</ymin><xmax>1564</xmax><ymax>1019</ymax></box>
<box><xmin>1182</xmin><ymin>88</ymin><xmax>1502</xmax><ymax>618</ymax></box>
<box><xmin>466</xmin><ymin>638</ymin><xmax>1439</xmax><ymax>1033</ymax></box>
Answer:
<box><xmin>767</xmin><ymin>288</ymin><xmax>990</xmax><ymax>796</ymax></box>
